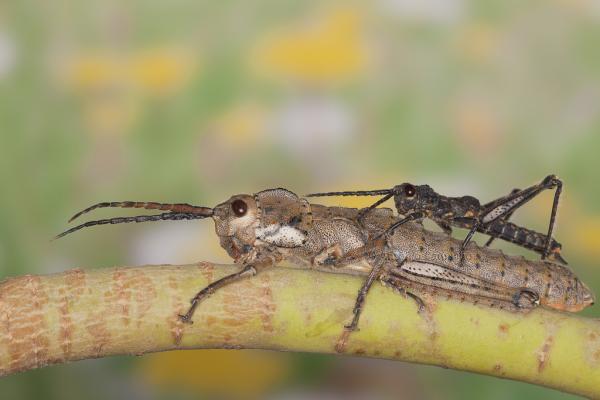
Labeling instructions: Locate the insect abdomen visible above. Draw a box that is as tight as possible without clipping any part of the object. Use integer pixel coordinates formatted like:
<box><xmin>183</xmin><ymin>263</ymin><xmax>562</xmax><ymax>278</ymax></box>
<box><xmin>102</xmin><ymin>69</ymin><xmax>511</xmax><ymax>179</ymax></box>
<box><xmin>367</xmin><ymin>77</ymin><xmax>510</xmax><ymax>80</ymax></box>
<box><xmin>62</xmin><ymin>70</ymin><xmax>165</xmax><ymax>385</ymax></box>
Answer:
<box><xmin>480</xmin><ymin>221</ymin><xmax>564</xmax><ymax>260</ymax></box>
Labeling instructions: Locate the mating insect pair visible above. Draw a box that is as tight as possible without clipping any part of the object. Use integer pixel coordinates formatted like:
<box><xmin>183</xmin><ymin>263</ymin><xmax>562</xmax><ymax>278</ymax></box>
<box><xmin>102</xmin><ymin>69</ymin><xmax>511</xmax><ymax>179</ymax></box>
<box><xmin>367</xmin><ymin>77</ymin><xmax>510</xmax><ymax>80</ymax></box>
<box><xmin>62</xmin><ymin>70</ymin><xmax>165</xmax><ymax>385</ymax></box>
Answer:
<box><xmin>56</xmin><ymin>184</ymin><xmax>594</xmax><ymax>349</ymax></box>
<box><xmin>308</xmin><ymin>174</ymin><xmax>566</xmax><ymax>265</ymax></box>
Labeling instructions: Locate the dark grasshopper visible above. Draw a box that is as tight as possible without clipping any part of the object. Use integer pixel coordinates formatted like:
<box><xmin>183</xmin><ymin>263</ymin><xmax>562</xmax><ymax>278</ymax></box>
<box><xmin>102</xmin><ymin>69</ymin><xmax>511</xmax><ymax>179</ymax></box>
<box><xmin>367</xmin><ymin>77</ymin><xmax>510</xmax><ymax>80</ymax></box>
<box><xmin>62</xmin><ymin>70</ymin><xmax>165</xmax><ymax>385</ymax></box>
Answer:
<box><xmin>307</xmin><ymin>174</ymin><xmax>566</xmax><ymax>264</ymax></box>
<box><xmin>56</xmin><ymin>188</ymin><xmax>593</xmax><ymax>341</ymax></box>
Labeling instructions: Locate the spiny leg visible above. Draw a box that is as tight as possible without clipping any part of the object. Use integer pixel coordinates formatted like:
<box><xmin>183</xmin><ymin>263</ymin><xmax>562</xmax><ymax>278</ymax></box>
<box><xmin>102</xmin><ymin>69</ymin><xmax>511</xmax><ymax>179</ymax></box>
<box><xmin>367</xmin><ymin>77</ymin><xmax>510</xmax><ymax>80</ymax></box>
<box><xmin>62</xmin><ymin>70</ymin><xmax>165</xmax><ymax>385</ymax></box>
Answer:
<box><xmin>543</xmin><ymin>176</ymin><xmax>562</xmax><ymax>259</ymax></box>
<box><xmin>320</xmin><ymin>214</ymin><xmax>422</xmax><ymax>269</ymax></box>
<box><xmin>480</xmin><ymin>175</ymin><xmax>563</xmax><ymax>259</ymax></box>
<box><xmin>455</xmin><ymin>217</ymin><xmax>479</xmax><ymax>268</ymax></box>
<box><xmin>372</xmin><ymin>211</ymin><xmax>425</xmax><ymax>241</ymax></box>
<box><xmin>380</xmin><ymin>274</ymin><xmax>425</xmax><ymax>311</ymax></box>
<box><xmin>344</xmin><ymin>262</ymin><xmax>384</xmax><ymax>332</ymax></box>
<box><xmin>357</xmin><ymin>192</ymin><xmax>394</xmax><ymax>223</ymax></box>
<box><xmin>484</xmin><ymin>189</ymin><xmax>520</xmax><ymax>247</ymax></box>
<box><xmin>511</xmin><ymin>288</ymin><xmax>540</xmax><ymax>309</ymax></box>
<box><xmin>179</xmin><ymin>255</ymin><xmax>277</xmax><ymax>323</ymax></box>
<box><xmin>179</xmin><ymin>265</ymin><xmax>257</xmax><ymax>323</ymax></box>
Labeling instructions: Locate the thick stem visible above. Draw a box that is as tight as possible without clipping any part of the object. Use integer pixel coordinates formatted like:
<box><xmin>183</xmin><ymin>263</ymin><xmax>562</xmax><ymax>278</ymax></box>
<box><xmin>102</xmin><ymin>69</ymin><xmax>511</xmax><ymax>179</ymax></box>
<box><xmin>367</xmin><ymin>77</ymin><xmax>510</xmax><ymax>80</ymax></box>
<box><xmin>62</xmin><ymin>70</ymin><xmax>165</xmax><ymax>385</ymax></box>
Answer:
<box><xmin>0</xmin><ymin>263</ymin><xmax>598</xmax><ymax>397</ymax></box>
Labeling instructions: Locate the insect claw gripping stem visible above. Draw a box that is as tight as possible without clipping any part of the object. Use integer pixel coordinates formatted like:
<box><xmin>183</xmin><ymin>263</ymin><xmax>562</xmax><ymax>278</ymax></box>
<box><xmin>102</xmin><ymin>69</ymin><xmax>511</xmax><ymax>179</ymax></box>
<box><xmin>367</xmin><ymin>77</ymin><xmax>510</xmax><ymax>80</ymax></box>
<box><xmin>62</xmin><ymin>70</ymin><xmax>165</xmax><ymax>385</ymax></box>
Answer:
<box><xmin>344</xmin><ymin>263</ymin><xmax>384</xmax><ymax>332</ymax></box>
<box><xmin>178</xmin><ymin>265</ymin><xmax>258</xmax><ymax>324</ymax></box>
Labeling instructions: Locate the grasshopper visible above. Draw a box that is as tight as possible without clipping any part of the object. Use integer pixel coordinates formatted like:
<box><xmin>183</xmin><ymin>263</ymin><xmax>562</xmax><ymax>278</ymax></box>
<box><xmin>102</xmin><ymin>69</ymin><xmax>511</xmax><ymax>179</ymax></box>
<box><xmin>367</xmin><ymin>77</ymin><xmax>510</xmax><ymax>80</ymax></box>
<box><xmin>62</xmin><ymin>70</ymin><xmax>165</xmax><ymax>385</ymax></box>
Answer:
<box><xmin>307</xmin><ymin>175</ymin><xmax>566</xmax><ymax>264</ymax></box>
<box><xmin>56</xmin><ymin>188</ymin><xmax>594</xmax><ymax>341</ymax></box>
<box><xmin>305</xmin><ymin>204</ymin><xmax>593</xmax><ymax>334</ymax></box>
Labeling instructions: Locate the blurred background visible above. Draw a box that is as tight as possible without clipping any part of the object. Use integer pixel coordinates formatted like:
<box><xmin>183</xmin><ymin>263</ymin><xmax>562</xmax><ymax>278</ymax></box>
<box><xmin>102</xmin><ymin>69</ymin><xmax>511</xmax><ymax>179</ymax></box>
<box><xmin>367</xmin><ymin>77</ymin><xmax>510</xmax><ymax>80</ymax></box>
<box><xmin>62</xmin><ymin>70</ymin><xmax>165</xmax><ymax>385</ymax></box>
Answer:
<box><xmin>1</xmin><ymin>0</ymin><xmax>599</xmax><ymax>398</ymax></box>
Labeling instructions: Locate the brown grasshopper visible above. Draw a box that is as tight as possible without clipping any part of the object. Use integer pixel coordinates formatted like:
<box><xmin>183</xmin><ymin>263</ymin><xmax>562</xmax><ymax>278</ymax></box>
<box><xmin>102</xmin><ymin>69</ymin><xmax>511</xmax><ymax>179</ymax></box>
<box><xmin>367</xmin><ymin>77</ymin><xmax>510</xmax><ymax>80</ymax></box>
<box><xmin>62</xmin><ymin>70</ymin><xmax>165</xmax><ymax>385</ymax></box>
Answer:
<box><xmin>305</xmin><ymin>204</ymin><xmax>594</xmax><ymax>333</ymax></box>
<box><xmin>56</xmin><ymin>188</ymin><xmax>594</xmax><ymax>339</ymax></box>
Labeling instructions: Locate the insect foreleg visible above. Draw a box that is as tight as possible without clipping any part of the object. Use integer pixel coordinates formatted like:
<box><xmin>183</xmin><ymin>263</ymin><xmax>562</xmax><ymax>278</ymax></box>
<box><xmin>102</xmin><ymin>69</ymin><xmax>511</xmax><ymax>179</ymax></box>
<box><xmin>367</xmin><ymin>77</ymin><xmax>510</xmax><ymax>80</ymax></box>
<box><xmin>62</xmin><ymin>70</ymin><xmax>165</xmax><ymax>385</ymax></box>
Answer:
<box><xmin>373</xmin><ymin>211</ymin><xmax>426</xmax><ymax>241</ymax></box>
<box><xmin>179</xmin><ymin>253</ymin><xmax>279</xmax><ymax>323</ymax></box>
<box><xmin>344</xmin><ymin>262</ymin><xmax>384</xmax><ymax>332</ymax></box>
<box><xmin>357</xmin><ymin>192</ymin><xmax>394</xmax><ymax>223</ymax></box>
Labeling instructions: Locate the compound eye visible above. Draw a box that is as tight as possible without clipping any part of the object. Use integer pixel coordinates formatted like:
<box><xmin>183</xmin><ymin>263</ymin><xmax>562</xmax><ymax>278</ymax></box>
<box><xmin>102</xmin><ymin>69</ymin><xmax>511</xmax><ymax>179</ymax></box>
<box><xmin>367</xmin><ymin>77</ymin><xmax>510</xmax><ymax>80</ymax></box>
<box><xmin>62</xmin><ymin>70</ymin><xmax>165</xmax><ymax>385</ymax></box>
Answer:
<box><xmin>231</xmin><ymin>199</ymin><xmax>248</xmax><ymax>217</ymax></box>
<box><xmin>404</xmin><ymin>184</ymin><xmax>416</xmax><ymax>197</ymax></box>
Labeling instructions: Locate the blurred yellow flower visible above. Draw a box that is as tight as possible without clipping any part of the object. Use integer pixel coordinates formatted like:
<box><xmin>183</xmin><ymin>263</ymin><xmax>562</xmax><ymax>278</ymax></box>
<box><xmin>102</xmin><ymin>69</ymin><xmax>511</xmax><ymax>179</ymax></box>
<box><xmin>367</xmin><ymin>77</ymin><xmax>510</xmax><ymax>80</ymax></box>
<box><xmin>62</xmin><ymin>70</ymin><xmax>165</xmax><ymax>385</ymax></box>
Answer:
<box><xmin>65</xmin><ymin>53</ymin><xmax>120</xmax><ymax>90</ymax></box>
<box><xmin>129</xmin><ymin>48</ymin><xmax>195</xmax><ymax>95</ymax></box>
<box><xmin>253</xmin><ymin>8</ymin><xmax>367</xmax><ymax>82</ymax></box>
<box><xmin>60</xmin><ymin>47</ymin><xmax>198</xmax><ymax>135</ymax></box>
<box><xmin>84</xmin><ymin>98</ymin><xmax>137</xmax><ymax>136</ymax></box>
<box><xmin>63</xmin><ymin>47</ymin><xmax>197</xmax><ymax>97</ymax></box>
<box><xmin>210</xmin><ymin>102</ymin><xmax>269</xmax><ymax>148</ymax></box>
<box><xmin>140</xmin><ymin>349</ymin><xmax>290</xmax><ymax>398</ymax></box>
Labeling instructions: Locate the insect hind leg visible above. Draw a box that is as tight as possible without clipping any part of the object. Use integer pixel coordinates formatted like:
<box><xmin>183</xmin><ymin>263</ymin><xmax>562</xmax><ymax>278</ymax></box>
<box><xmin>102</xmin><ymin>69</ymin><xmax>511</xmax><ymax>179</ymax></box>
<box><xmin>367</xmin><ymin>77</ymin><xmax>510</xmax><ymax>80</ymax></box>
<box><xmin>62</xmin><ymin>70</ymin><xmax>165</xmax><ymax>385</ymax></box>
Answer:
<box><xmin>542</xmin><ymin>175</ymin><xmax>562</xmax><ymax>260</ymax></box>
<box><xmin>512</xmin><ymin>288</ymin><xmax>540</xmax><ymax>309</ymax></box>
<box><xmin>480</xmin><ymin>175</ymin><xmax>563</xmax><ymax>260</ymax></box>
<box><xmin>484</xmin><ymin>189</ymin><xmax>520</xmax><ymax>247</ymax></box>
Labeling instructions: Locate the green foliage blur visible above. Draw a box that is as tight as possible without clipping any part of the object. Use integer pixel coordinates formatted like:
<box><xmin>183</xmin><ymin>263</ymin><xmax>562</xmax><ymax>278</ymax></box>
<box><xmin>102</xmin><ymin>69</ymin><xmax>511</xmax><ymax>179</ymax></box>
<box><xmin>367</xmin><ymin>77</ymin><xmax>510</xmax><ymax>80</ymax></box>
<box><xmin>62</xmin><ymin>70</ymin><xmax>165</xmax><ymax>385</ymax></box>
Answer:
<box><xmin>1</xmin><ymin>0</ymin><xmax>599</xmax><ymax>399</ymax></box>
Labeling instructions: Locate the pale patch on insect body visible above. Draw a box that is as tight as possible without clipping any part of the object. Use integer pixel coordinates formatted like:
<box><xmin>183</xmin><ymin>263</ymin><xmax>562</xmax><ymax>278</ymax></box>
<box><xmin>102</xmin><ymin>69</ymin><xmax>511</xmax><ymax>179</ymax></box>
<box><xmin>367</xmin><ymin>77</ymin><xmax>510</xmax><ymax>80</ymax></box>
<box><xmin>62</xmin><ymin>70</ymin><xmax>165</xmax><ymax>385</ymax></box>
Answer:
<box><xmin>256</xmin><ymin>224</ymin><xmax>307</xmax><ymax>248</ymax></box>
<box><xmin>399</xmin><ymin>262</ymin><xmax>481</xmax><ymax>286</ymax></box>
<box><xmin>483</xmin><ymin>195</ymin><xmax>526</xmax><ymax>224</ymax></box>
<box><xmin>393</xmin><ymin>248</ymin><xmax>408</xmax><ymax>265</ymax></box>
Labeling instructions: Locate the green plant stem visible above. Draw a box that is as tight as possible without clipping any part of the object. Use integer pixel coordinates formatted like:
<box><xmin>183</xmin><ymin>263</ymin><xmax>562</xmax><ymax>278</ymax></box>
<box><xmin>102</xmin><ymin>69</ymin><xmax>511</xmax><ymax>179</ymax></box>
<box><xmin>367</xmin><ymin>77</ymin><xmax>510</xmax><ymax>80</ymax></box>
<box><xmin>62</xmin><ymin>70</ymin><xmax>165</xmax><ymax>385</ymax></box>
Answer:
<box><xmin>0</xmin><ymin>263</ymin><xmax>598</xmax><ymax>397</ymax></box>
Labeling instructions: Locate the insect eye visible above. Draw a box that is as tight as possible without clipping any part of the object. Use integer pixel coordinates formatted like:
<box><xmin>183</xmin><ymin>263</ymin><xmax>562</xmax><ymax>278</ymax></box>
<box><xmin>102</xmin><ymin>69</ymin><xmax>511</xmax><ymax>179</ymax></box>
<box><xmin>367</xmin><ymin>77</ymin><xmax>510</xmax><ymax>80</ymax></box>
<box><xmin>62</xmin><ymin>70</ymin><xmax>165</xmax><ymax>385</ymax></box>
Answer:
<box><xmin>404</xmin><ymin>184</ymin><xmax>416</xmax><ymax>197</ymax></box>
<box><xmin>231</xmin><ymin>199</ymin><xmax>248</xmax><ymax>217</ymax></box>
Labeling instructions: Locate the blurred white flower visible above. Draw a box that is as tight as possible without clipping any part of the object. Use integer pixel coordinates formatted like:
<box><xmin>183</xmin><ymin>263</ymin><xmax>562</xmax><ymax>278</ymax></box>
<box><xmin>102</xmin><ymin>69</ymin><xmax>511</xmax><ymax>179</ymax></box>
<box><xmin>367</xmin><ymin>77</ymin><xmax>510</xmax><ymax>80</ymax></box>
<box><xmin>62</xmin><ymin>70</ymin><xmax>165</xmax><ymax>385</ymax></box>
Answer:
<box><xmin>129</xmin><ymin>223</ymin><xmax>226</xmax><ymax>266</ymax></box>
<box><xmin>0</xmin><ymin>31</ymin><xmax>16</xmax><ymax>79</ymax></box>
<box><xmin>272</xmin><ymin>93</ymin><xmax>355</xmax><ymax>157</ymax></box>
<box><xmin>269</xmin><ymin>92</ymin><xmax>358</xmax><ymax>182</ymax></box>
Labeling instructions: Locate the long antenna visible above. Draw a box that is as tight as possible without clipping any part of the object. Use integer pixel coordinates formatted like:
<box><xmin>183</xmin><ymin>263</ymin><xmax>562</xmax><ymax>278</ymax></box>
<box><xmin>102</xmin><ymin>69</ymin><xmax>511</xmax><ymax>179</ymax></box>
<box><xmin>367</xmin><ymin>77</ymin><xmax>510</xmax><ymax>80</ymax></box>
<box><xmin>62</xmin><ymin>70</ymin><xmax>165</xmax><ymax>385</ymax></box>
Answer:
<box><xmin>306</xmin><ymin>189</ymin><xmax>392</xmax><ymax>197</ymax></box>
<box><xmin>54</xmin><ymin>212</ymin><xmax>212</xmax><ymax>240</ymax></box>
<box><xmin>68</xmin><ymin>201</ymin><xmax>213</xmax><ymax>222</ymax></box>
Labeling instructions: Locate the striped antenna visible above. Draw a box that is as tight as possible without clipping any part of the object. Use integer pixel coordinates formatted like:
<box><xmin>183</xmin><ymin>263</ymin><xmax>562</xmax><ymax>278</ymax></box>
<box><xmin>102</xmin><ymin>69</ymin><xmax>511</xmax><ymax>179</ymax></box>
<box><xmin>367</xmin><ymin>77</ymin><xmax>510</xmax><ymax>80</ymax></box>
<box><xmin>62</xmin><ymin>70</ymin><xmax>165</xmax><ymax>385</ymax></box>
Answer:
<box><xmin>54</xmin><ymin>212</ymin><xmax>211</xmax><ymax>240</ymax></box>
<box><xmin>306</xmin><ymin>189</ymin><xmax>392</xmax><ymax>197</ymax></box>
<box><xmin>68</xmin><ymin>201</ymin><xmax>213</xmax><ymax>222</ymax></box>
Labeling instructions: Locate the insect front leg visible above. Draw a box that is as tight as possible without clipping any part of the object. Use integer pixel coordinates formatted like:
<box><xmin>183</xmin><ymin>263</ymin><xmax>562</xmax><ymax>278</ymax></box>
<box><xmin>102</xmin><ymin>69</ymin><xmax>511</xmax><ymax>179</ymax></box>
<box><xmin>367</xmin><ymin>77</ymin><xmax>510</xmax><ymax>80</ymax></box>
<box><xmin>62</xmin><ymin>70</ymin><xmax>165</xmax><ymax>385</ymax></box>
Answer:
<box><xmin>357</xmin><ymin>192</ymin><xmax>394</xmax><ymax>223</ymax></box>
<box><xmin>373</xmin><ymin>211</ymin><xmax>426</xmax><ymax>241</ymax></box>
<box><xmin>179</xmin><ymin>253</ymin><xmax>280</xmax><ymax>323</ymax></box>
